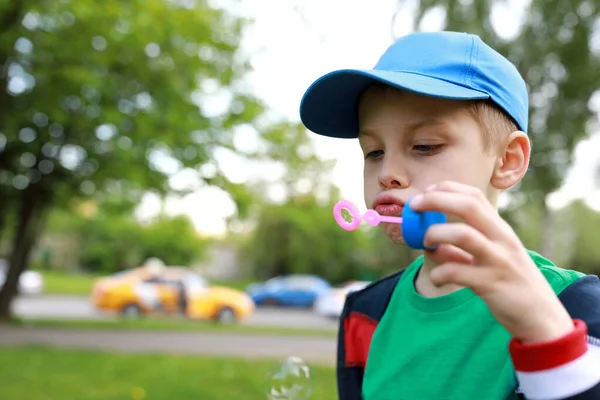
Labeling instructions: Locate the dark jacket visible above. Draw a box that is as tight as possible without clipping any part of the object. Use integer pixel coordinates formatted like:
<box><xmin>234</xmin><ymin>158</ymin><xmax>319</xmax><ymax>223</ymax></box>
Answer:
<box><xmin>336</xmin><ymin>269</ymin><xmax>600</xmax><ymax>400</ymax></box>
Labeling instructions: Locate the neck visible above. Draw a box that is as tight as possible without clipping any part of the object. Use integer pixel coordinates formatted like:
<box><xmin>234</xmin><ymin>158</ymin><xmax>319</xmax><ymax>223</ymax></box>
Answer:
<box><xmin>414</xmin><ymin>254</ymin><xmax>465</xmax><ymax>298</ymax></box>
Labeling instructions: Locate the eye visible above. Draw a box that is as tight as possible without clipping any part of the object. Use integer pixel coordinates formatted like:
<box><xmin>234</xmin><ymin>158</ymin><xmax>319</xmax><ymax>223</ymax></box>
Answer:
<box><xmin>365</xmin><ymin>150</ymin><xmax>384</xmax><ymax>160</ymax></box>
<box><xmin>413</xmin><ymin>144</ymin><xmax>442</xmax><ymax>154</ymax></box>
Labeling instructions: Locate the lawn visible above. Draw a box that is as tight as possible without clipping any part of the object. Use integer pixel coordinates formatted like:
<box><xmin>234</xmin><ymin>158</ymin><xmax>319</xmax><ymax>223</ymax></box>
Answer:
<box><xmin>14</xmin><ymin>317</ymin><xmax>338</xmax><ymax>338</ymax></box>
<box><xmin>39</xmin><ymin>270</ymin><xmax>254</xmax><ymax>295</ymax></box>
<box><xmin>0</xmin><ymin>346</ymin><xmax>337</xmax><ymax>399</ymax></box>
<box><xmin>41</xmin><ymin>270</ymin><xmax>99</xmax><ymax>295</ymax></box>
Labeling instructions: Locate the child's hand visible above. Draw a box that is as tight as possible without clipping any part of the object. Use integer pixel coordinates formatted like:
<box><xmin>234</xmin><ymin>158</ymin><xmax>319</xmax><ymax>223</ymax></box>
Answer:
<box><xmin>409</xmin><ymin>181</ymin><xmax>574</xmax><ymax>344</ymax></box>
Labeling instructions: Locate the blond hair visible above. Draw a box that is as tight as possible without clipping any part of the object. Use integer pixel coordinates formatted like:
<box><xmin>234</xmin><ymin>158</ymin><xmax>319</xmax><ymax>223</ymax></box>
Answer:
<box><xmin>465</xmin><ymin>99</ymin><xmax>519</xmax><ymax>152</ymax></box>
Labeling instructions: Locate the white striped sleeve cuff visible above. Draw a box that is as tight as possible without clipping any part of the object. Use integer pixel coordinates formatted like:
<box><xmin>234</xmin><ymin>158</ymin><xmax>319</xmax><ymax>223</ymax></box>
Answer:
<box><xmin>509</xmin><ymin>319</ymin><xmax>600</xmax><ymax>400</ymax></box>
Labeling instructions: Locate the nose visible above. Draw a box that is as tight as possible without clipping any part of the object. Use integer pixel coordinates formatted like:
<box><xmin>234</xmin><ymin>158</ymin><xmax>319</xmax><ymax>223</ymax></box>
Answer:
<box><xmin>378</xmin><ymin>156</ymin><xmax>409</xmax><ymax>189</ymax></box>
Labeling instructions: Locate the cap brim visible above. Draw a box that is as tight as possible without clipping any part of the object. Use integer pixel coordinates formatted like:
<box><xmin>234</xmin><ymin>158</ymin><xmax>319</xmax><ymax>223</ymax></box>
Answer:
<box><xmin>299</xmin><ymin>69</ymin><xmax>489</xmax><ymax>138</ymax></box>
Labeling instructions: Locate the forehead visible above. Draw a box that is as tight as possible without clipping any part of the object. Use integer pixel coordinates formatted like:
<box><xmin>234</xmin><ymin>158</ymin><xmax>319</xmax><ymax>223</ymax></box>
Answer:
<box><xmin>357</xmin><ymin>85</ymin><xmax>478</xmax><ymax>138</ymax></box>
<box><xmin>359</xmin><ymin>85</ymin><xmax>468</xmax><ymax>118</ymax></box>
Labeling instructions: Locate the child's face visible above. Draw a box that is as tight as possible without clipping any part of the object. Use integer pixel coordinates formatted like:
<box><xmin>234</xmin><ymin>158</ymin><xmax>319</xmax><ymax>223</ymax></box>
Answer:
<box><xmin>358</xmin><ymin>88</ymin><xmax>501</xmax><ymax>244</ymax></box>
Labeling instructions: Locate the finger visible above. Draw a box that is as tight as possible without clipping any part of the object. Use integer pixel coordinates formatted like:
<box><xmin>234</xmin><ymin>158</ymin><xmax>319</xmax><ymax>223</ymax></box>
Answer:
<box><xmin>425</xmin><ymin>181</ymin><xmax>515</xmax><ymax>232</ymax></box>
<box><xmin>424</xmin><ymin>222</ymin><xmax>498</xmax><ymax>263</ymax></box>
<box><xmin>411</xmin><ymin>191</ymin><xmax>504</xmax><ymax>240</ymax></box>
<box><xmin>425</xmin><ymin>243</ymin><xmax>474</xmax><ymax>265</ymax></box>
<box><xmin>429</xmin><ymin>262</ymin><xmax>495</xmax><ymax>293</ymax></box>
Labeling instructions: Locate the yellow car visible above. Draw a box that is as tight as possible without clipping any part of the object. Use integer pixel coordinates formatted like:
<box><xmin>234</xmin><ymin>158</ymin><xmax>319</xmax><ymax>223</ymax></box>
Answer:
<box><xmin>91</xmin><ymin>266</ymin><xmax>254</xmax><ymax>323</ymax></box>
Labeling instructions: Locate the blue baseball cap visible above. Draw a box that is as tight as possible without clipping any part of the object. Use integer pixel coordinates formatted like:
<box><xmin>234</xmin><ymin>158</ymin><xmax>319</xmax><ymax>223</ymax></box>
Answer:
<box><xmin>299</xmin><ymin>31</ymin><xmax>528</xmax><ymax>138</ymax></box>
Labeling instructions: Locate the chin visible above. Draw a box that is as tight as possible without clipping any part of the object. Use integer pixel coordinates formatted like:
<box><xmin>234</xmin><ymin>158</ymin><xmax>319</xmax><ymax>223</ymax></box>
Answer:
<box><xmin>382</xmin><ymin>223</ymin><xmax>405</xmax><ymax>244</ymax></box>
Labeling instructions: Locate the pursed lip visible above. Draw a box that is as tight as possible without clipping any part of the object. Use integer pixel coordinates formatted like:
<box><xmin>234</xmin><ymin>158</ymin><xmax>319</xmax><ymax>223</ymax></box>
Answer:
<box><xmin>372</xmin><ymin>193</ymin><xmax>405</xmax><ymax>216</ymax></box>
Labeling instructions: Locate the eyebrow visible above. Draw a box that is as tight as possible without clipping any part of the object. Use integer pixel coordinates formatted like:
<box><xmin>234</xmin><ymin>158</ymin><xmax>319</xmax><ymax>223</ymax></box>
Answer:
<box><xmin>359</xmin><ymin>118</ymin><xmax>448</xmax><ymax>139</ymax></box>
<box><xmin>405</xmin><ymin>118</ymin><xmax>448</xmax><ymax>133</ymax></box>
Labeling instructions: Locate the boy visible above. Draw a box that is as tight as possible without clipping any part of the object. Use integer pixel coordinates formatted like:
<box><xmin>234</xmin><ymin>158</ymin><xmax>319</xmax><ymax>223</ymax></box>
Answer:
<box><xmin>299</xmin><ymin>31</ymin><xmax>600</xmax><ymax>400</ymax></box>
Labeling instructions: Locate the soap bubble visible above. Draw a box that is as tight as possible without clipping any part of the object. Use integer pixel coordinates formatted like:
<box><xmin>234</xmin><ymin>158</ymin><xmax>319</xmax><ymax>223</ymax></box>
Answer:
<box><xmin>265</xmin><ymin>356</ymin><xmax>313</xmax><ymax>400</ymax></box>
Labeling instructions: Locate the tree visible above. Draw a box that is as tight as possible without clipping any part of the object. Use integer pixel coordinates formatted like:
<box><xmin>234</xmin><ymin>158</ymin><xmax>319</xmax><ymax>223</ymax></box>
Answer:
<box><xmin>234</xmin><ymin>118</ymin><xmax>372</xmax><ymax>283</ymax></box>
<box><xmin>138</xmin><ymin>215</ymin><xmax>206</xmax><ymax>269</ymax></box>
<box><xmin>0</xmin><ymin>0</ymin><xmax>266</xmax><ymax>319</ymax></box>
<box><xmin>560</xmin><ymin>200</ymin><xmax>600</xmax><ymax>275</ymax></box>
<box><xmin>392</xmin><ymin>0</ymin><xmax>600</xmax><ymax>257</ymax></box>
<box><xmin>241</xmin><ymin>192</ymin><xmax>371</xmax><ymax>283</ymax></box>
<box><xmin>42</xmin><ymin>196</ymin><xmax>205</xmax><ymax>273</ymax></box>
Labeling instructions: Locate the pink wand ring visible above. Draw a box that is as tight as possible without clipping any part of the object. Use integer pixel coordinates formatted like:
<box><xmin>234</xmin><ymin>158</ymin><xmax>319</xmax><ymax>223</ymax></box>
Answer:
<box><xmin>333</xmin><ymin>198</ymin><xmax>447</xmax><ymax>250</ymax></box>
<box><xmin>333</xmin><ymin>200</ymin><xmax>403</xmax><ymax>231</ymax></box>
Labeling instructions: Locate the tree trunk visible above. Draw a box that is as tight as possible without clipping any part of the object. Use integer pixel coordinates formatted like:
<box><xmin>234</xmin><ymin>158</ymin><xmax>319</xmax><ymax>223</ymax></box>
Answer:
<box><xmin>0</xmin><ymin>183</ymin><xmax>51</xmax><ymax>321</ymax></box>
<box><xmin>0</xmin><ymin>188</ymin><xmax>8</xmax><ymax>251</ymax></box>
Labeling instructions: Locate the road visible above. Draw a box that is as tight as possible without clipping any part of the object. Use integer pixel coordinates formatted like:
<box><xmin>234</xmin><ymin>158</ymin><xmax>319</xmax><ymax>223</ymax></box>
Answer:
<box><xmin>12</xmin><ymin>294</ymin><xmax>339</xmax><ymax>329</ymax></box>
<box><xmin>0</xmin><ymin>325</ymin><xmax>337</xmax><ymax>365</ymax></box>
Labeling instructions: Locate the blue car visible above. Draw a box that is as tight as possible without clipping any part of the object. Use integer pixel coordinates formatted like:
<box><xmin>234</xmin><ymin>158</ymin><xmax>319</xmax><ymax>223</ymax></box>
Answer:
<box><xmin>246</xmin><ymin>274</ymin><xmax>331</xmax><ymax>307</ymax></box>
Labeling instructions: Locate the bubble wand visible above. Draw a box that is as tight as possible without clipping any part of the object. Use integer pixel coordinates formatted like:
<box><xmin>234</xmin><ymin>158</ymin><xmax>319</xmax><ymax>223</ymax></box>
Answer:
<box><xmin>333</xmin><ymin>198</ymin><xmax>447</xmax><ymax>250</ymax></box>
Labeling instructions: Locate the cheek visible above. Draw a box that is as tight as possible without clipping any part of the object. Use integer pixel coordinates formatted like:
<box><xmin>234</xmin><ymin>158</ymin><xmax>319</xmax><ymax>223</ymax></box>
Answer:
<box><xmin>363</xmin><ymin>168</ymin><xmax>379</xmax><ymax>204</ymax></box>
<box><xmin>364</xmin><ymin>189</ymin><xmax>376</xmax><ymax>210</ymax></box>
<box><xmin>418</xmin><ymin>153</ymin><xmax>494</xmax><ymax>189</ymax></box>
<box><xmin>452</xmin><ymin>157</ymin><xmax>496</xmax><ymax>188</ymax></box>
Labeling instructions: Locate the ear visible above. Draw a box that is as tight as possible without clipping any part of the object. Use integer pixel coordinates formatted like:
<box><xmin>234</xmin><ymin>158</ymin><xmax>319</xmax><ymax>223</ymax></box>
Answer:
<box><xmin>490</xmin><ymin>131</ymin><xmax>530</xmax><ymax>190</ymax></box>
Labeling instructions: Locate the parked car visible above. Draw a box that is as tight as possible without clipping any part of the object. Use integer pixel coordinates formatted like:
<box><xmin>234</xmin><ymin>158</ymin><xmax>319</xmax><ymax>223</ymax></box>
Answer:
<box><xmin>0</xmin><ymin>259</ymin><xmax>44</xmax><ymax>295</ymax></box>
<box><xmin>313</xmin><ymin>280</ymin><xmax>371</xmax><ymax>319</ymax></box>
<box><xmin>91</xmin><ymin>266</ymin><xmax>254</xmax><ymax>323</ymax></box>
<box><xmin>245</xmin><ymin>274</ymin><xmax>331</xmax><ymax>308</ymax></box>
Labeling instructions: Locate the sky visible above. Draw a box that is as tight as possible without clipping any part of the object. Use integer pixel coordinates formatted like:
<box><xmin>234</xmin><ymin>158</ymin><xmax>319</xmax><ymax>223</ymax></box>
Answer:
<box><xmin>135</xmin><ymin>0</ymin><xmax>600</xmax><ymax>236</ymax></box>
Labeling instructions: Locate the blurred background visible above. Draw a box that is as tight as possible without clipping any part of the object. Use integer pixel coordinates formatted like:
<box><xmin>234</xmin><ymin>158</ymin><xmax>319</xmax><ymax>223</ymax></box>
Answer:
<box><xmin>1</xmin><ymin>0</ymin><xmax>600</xmax><ymax>399</ymax></box>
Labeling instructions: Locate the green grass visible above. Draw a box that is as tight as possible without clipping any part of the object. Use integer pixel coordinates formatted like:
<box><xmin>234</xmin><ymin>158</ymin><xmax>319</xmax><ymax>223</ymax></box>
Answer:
<box><xmin>40</xmin><ymin>270</ymin><xmax>100</xmax><ymax>295</ymax></box>
<box><xmin>39</xmin><ymin>270</ymin><xmax>254</xmax><ymax>295</ymax></box>
<box><xmin>211</xmin><ymin>278</ymin><xmax>255</xmax><ymax>291</ymax></box>
<box><xmin>0</xmin><ymin>346</ymin><xmax>337</xmax><ymax>399</ymax></box>
<box><xmin>12</xmin><ymin>317</ymin><xmax>338</xmax><ymax>337</ymax></box>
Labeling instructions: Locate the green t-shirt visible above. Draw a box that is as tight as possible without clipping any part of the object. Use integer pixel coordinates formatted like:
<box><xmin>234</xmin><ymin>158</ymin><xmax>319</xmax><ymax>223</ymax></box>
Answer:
<box><xmin>362</xmin><ymin>250</ymin><xmax>585</xmax><ymax>400</ymax></box>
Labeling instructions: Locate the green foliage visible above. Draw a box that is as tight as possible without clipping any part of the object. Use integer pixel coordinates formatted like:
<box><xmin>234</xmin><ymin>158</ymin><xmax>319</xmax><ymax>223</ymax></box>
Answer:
<box><xmin>44</xmin><ymin>198</ymin><xmax>205</xmax><ymax>273</ymax></box>
<box><xmin>232</xmin><ymin>116</ymin><xmax>373</xmax><ymax>283</ymax></box>
<box><xmin>77</xmin><ymin>212</ymin><xmax>144</xmax><ymax>273</ymax></box>
<box><xmin>241</xmin><ymin>194</ymin><xmax>370</xmax><ymax>283</ymax></box>
<box><xmin>0</xmin><ymin>0</ymin><xmax>276</xmax><ymax>316</ymax></box>
<box><xmin>78</xmin><ymin>215</ymin><xmax>205</xmax><ymax>274</ymax></box>
<box><xmin>564</xmin><ymin>200</ymin><xmax>600</xmax><ymax>274</ymax></box>
<box><xmin>1</xmin><ymin>0</ymin><xmax>265</xmax><ymax>200</ymax></box>
<box><xmin>500</xmin><ymin>198</ymin><xmax>544</xmax><ymax>251</ymax></box>
<box><xmin>499</xmin><ymin>198</ymin><xmax>600</xmax><ymax>274</ymax></box>
<box><xmin>138</xmin><ymin>214</ymin><xmax>205</xmax><ymax>266</ymax></box>
<box><xmin>259</xmin><ymin>122</ymin><xmax>335</xmax><ymax>192</ymax></box>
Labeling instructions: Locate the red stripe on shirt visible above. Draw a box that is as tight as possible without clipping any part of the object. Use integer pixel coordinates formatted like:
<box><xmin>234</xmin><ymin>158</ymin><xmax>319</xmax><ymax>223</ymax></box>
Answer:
<box><xmin>509</xmin><ymin>319</ymin><xmax>588</xmax><ymax>372</ymax></box>
<box><xmin>344</xmin><ymin>311</ymin><xmax>377</xmax><ymax>368</ymax></box>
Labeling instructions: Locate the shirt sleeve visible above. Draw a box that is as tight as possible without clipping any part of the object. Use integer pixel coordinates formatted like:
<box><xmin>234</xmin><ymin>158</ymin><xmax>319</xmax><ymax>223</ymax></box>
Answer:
<box><xmin>509</xmin><ymin>275</ymin><xmax>600</xmax><ymax>400</ymax></box>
